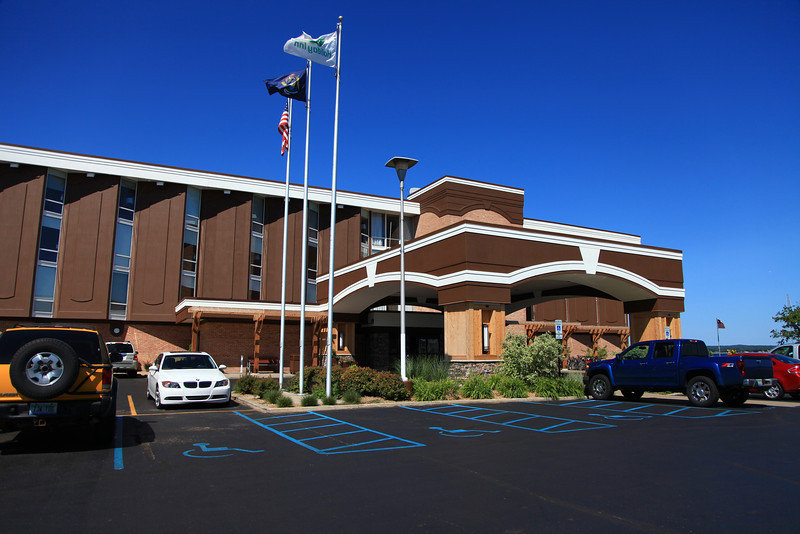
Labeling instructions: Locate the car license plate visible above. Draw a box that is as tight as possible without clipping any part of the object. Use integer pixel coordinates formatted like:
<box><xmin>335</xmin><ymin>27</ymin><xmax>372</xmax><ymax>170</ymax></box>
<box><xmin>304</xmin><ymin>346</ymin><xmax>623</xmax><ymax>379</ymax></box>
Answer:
<box><xmin>754</xmin><ymin>379</ymin><xmax>764</xmax><ymax>386</ymax></box>
<box><xmin>29</xmin><ymin>402</ymin><xmax>57</xmax><ymax>415</ymax></box>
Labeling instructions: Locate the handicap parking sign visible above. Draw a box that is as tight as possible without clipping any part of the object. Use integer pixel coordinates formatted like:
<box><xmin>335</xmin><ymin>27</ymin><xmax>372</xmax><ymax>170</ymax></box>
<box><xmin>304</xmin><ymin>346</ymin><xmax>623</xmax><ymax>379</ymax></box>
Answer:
<box><xmin>555</xmin><ymin>320</ymin><xmax>563</xmax><ymax>340</ymax></box>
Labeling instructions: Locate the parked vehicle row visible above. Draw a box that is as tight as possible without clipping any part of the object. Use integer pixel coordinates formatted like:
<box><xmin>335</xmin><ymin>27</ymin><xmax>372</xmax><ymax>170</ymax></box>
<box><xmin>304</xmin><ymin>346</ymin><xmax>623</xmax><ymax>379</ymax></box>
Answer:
<box><xmin>585</xmin><ymin>339</ymin><xmax>777</xmax><ymax>407</ymax></box>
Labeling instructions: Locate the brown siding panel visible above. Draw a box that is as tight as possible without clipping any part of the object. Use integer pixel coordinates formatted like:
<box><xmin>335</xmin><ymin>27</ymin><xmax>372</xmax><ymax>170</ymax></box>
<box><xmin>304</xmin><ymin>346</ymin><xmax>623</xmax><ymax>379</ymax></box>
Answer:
<box><xmin>0</xmin><ymin>166</ymin><xmax>46</xmax><ymax>317</ymax></box>
<box><xmin>56</xmin><ymin>174</ymin><xmax>118</xmax><ymax>319</ymax></box>
<box><xmin>197</xmin><ymin>191</ymin><xmax>251</xmax><ymax>300</ymax></box>
<box><xmin>128</xmin><ymin>183</ymin><xmax>185</xmax><ymax>321</ymax></box>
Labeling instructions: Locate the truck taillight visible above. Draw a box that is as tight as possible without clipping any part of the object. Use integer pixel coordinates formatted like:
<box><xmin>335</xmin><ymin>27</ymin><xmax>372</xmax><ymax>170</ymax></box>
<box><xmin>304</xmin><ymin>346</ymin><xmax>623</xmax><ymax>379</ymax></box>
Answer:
<box><xmin>788</xmin><ymin>365</ymin><xmax>800</xmax><ymax>375</ymax></box>
<box><xmin>102</xmin><ymin>367</ymin><xmax>113</xmax><ymax>386</ymax></box>
<box><xmin>736</xmin><ymin>360</ymin><xmax>746</xmax><ymax>377</ymax></box>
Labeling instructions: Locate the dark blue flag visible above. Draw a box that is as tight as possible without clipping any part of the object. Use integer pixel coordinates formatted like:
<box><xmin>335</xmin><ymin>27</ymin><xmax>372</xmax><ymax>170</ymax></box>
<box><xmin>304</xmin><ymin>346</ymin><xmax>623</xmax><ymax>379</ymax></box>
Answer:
<box><xmin>265</xmin><ymin>69</ymin><xmax>307</xmax><ymax>102</ymax></box>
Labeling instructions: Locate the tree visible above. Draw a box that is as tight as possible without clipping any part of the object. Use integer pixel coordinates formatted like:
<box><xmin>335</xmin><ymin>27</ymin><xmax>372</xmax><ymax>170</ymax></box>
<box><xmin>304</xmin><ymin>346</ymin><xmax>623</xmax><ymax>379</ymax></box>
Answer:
<box><xmin>771</xmin><ymin>304</ymin><xmax>800</xmax><ymax>343</ymax></box>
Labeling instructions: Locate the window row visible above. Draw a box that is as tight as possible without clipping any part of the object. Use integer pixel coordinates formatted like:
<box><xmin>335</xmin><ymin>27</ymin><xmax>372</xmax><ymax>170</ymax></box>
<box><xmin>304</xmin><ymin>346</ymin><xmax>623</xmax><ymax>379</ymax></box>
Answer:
<box><xmin>32</xmin><ymin>177</ymin><xmax>322</xmax><ymax>319</ymax></box>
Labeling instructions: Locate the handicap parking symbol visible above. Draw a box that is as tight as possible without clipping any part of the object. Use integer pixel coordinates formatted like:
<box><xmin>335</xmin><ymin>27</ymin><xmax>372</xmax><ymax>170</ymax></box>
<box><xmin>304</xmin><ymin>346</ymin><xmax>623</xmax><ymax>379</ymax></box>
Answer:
<box><xmin>429</xmin><ymin>427</ymin><xmax>501</xmax><ymax>438</ymax></box>
<box><xmin>183</xmin><ymin>442</ymin><xmax>264</xmax><ymax>458</ymax></box>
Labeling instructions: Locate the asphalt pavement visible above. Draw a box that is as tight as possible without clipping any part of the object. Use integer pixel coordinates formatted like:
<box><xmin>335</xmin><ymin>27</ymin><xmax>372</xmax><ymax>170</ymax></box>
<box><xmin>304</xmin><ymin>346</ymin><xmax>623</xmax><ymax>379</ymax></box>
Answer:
<box><xmin>1</xmin><ymin>375</ymin><xmax>799</xmax><ymax>533</ymax></box>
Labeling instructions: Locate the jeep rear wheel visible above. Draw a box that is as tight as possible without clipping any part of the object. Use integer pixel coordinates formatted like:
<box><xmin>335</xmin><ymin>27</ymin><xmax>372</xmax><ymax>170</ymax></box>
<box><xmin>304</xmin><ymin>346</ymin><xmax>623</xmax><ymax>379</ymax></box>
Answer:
<box><xmin>9</xmin><ymin>338</ymin><xmax>80</xmax><ymax>400</ymax></box>
<box><xmin>686</xmin><ymin>376</ymin><xmax>719</xmax><ymax>407</ymax></box>
<box><xmin>588</xmin><ymin>374</ymin><xmax>613</xmax><ymax>400</ymax></box>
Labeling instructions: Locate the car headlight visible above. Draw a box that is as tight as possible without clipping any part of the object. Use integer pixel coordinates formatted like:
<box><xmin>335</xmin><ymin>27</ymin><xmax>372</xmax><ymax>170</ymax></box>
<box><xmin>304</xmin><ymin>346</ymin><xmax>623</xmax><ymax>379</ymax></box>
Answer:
<box><xmin>215</xmin><ymin>379</ymin><xmax>229</xmax><ymax>387</ymax></box>
<box><xmin>161</xmin><ymin>381</ymin><xmax>181</xmax><ymax>388</ymax></box>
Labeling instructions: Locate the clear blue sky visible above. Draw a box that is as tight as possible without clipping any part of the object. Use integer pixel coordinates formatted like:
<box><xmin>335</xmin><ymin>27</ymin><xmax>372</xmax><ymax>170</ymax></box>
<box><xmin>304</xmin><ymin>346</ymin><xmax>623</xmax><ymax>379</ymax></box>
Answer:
<box><xmin>1</xmin><ymin>1</ymin><xmax>797</xmax><ymax>344</ymax></box>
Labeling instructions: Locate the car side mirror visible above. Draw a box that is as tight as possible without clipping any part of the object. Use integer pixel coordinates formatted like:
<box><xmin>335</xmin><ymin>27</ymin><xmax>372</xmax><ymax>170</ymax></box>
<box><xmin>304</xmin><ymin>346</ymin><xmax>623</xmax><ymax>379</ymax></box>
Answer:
<box><xmin>218</xmin><ymin>365</ymin><xmax>227</xmax><ymax>371</ymax></box>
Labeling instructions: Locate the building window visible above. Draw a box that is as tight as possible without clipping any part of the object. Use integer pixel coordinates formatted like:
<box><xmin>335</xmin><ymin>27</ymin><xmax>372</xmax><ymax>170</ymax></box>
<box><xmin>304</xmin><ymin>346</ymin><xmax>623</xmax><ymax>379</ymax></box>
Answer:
<box><xmin>249</xmin><ymin>196</ymin><xmax>265</xmax><ymax>300</ymax></box>
<box><xmin>180</xmin><ymin>186</ymin><xmax>201</xmax><ymax>300</ymax></box>
<box><xmin>32</xmin><ymin>170</ymin><xmax>67</xmax><ymax>317</ymax></box>
<box><xmin>306</xmin><ymin>203</ymin><xmax>319</xmax><ymax>303</ymax></box>
<box><xmin>109</xmin><ymin>179</ymin><xmax>137</xmax><ymax>319</ymax></box>
<box><xmin>360</xmin><ymin>209</ymin><xmax>414</xmax><ymax>258</ymax></box>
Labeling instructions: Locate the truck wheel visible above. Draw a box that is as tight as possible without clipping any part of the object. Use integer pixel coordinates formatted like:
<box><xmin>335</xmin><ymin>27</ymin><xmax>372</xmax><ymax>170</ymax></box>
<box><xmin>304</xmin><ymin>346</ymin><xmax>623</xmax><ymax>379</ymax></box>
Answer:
<box><xmin>9</xmin><ymin>338</ymin><xmax>80</xmax><ymax>400</ymax></box>
<box><xmin>720</xmin><ymin>388</ymin><xmax>749</xmax><ymax>407</ymax></box>
<box><xmin>764</xmin><ymin>382</ymin><xmax>784</xmax><ymax>400</ymax></box>
<box><xmin>621</xmin><ymin>389</ymin><xmax>644</xmax><ymax>401</ymax></box>
<box><xmin>686</xmin><ymin>376</ymin><xmax>719</xmax><ymax>407</ymax></box>
<box><xmin>588</xmin><ymin>374</ymin><xmax>613</xmax><ymax>400</ymax></box>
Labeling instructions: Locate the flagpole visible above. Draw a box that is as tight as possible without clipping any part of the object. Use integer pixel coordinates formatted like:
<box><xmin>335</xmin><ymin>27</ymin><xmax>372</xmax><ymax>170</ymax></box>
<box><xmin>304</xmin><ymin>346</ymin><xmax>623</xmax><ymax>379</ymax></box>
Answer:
<box><xmin>298</xmin><ymin>60</ymin><xmax>312</xmax><ymax>395</ymax></box>
<box><xmin>717</xmin><ymin>323</ymin><xmax>721</xmax><ymax>356</ymax></box>
<box><xmin>278</xmin><ymin>98</ymin><xmax>292</xmax><ymax>389</ymax></box>
<box><xmin>325</xmin><ymin>16</ymin><xmax>342</xmax><ymax>398</ymax></box>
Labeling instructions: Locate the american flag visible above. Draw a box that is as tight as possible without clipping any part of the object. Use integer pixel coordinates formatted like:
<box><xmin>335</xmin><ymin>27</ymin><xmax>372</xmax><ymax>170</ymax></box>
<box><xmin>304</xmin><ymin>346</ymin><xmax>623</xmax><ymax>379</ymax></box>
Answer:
<box><xmin>716</xmin><ymin>318</ymin><xmax>726</xmax><ymax>329</ymax></box>
<box><xmin>278</xmin><ymin>102</ymin><xmax>289</xmax><ymax>156</ymax></box>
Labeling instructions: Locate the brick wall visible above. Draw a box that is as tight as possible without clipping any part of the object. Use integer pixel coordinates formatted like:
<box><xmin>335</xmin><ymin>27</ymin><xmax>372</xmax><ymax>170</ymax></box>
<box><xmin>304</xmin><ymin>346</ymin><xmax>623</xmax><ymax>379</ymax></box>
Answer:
<box><xmin>0</xmin><ymin>319</ymin><xmax>190</xmax><ymax>366</ymax></box>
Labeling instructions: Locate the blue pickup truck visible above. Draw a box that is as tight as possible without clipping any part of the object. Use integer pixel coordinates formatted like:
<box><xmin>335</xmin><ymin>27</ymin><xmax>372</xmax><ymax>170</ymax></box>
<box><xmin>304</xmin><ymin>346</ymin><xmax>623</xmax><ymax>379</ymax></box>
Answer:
<box><xmin>585</xmin><ymin>339</ymin><xmax>776</xmax><ymax>407</ymax></box>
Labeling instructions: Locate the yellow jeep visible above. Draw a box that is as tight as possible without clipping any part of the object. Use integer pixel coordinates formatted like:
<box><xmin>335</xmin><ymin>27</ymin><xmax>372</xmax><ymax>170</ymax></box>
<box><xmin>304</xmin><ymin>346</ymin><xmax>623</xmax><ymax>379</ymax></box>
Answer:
<box><xmin>0</xmin><ymin>325</ymin><xmax>117</xmax><ymax>441</ymax></box>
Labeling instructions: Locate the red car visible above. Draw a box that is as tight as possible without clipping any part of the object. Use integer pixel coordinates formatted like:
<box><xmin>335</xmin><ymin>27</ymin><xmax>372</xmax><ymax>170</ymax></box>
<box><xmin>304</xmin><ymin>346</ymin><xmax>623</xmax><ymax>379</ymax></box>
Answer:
<box><xmin>738</xmin><ymin>353</ymin><xmax>800</xmax><ymax>400</ymax></box>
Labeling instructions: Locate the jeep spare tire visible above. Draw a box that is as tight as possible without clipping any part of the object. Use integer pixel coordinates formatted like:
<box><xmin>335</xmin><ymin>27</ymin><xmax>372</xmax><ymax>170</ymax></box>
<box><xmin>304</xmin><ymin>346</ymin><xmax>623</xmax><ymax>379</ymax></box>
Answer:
<box><xmin>9</xmin><ymin>338</ymin><xmax>80</xmax><ymax>399</ymax></box>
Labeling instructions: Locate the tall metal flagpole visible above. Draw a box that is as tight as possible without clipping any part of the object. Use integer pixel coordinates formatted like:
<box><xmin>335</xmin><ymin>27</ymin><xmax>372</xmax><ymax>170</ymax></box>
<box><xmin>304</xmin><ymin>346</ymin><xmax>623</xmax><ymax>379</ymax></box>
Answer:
<box><xmin>298</xmin><ymin>60</ymin><xmax>312</xmax><ymax>395</ymax></box>
<box><xmin>278</xmin><ymin>98</ymin><xmax>293</xmax><ymax>389</ymax></box>
<box><xmin>325</xmin><ymin>17</ymin><xmax>342</xmax><ymax>397</ymax></box>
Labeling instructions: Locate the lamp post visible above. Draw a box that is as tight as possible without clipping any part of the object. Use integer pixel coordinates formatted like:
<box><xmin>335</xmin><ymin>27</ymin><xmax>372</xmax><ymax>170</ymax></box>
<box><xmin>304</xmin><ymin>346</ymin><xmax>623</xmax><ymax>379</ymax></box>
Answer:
<box><xmin>385</xmin><ymin>156</ymin><xmax>418</xmax><ymax>381</ymax></box>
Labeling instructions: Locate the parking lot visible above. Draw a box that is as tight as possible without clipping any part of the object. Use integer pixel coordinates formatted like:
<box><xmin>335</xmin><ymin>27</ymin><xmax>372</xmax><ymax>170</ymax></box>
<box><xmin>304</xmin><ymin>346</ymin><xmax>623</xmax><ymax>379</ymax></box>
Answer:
<box><xmin>2</xmin><ymin>377</ymin><xmax>800</xmax><ymax>533</ymax></box>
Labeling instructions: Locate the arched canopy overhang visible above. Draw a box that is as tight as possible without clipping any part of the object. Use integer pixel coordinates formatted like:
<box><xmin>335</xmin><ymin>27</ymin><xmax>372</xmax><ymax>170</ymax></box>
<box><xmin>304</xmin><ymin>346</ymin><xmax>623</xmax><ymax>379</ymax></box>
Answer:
<box><xmin>318</xmin><ymin>221</ymin><xmax>685</xmax><ymax>317</ymax></box>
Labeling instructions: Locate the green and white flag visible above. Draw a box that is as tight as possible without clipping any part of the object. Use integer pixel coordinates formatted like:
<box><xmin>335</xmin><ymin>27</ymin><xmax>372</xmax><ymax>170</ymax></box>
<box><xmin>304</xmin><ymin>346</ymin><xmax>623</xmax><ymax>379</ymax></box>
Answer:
<box><xmin>283</xmin><ymin>31</ymin><xmax>337</xmax><ymax>68</ymax></box>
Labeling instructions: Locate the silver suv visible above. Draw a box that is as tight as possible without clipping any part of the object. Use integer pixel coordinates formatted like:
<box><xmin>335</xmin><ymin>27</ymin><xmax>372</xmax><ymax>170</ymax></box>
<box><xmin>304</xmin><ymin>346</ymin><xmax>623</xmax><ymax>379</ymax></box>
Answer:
<box><xmin>105</xmin><ymin>342</ymin><xmax>140</xmax><ymax>377</ymax></box>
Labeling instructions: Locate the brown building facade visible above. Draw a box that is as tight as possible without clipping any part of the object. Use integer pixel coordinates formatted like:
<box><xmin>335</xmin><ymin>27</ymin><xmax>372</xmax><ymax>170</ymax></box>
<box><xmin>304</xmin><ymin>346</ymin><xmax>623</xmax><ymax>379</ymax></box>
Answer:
<box><xmin>0</xmin><ymin>143</ymin><xmax>684</xmax><ymax>370</ymax></box>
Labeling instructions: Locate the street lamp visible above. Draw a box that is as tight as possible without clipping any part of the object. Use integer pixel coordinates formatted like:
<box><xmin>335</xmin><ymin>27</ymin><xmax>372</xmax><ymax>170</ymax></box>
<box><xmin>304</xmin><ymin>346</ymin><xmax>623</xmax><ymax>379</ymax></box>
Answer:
<box><xmin>385</xmin><ymin>156</ymin><xmax>418</xmax><ymax>382</ymax></box>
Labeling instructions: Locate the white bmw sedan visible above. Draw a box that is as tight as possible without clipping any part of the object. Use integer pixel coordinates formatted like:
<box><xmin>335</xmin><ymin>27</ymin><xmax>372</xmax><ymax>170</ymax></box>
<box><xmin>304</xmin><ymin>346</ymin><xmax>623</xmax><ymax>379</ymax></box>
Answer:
<box><xmin>146</xmin><ymin>351</ymin><xmax>230</xmax><ymax>408</ymax></box>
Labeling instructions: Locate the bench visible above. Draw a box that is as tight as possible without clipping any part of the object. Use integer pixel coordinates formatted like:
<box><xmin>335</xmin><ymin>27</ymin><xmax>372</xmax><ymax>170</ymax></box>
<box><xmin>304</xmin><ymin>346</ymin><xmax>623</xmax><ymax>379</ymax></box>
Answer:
<box><xmin>250</xmin><ymin>356</ymin><xmax>279</xmax><ymax>373</ymax></box>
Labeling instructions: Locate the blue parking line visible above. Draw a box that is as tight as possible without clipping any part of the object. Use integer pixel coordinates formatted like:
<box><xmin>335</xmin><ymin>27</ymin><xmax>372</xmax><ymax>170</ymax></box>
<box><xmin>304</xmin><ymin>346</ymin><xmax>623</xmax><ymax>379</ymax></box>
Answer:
<box><xmin>234</xmin><ymin>411</ymin><xmax>425</xmax><ymax>455</ymax></box>
<box><xmin>113</xmin><ymin>416</ymin><xmax>124</xmax><ymax>470</ymax></box>
<box><xmin>403</xmin><ymin>404</ymin><xmax>615</xmax><ymax>433</ymax></box>
<box><xmin>523</xmin><ymin>400</ymin><xmax>756</xmax><ymax>419</ymax></box>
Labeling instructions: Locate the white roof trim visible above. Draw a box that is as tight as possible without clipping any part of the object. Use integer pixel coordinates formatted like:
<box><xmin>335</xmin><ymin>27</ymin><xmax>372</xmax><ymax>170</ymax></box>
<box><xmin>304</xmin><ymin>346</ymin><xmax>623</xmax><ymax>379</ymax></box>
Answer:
<box><xmin>318</xmin><ymin>221</ymin><xmax>682</xmax><ymax>283</ymax></box>
<box><xmin>523</xmin><ymin>219</ymin><xmax>641</xmax><ymax>245</ymax></box>
<box><xmin>175</xmin><ymin>299</ymin><xmax>327</xmax><ymax>314</ymax></box>
<box><xmin>407</xmin><ymin>175</ymin><xmax>524</xmax><ymax>200</ymax></box>
<box><xmin>330</xmin><ymin>261</ymin><xmax>684</xmax><ymax>306</ymax></box>
<box><xmin>0</xmin><ymin>143</ymin><xmax>420</xmax><ymax>215</ymax></box>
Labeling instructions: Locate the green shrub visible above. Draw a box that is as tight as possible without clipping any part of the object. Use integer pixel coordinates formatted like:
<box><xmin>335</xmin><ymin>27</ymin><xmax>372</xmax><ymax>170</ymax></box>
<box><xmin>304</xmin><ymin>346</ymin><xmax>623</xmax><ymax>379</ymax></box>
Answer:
<box><xmin>235</xmin><ymin>374</ymin><xmax>258</xmax><ymax>394</ymax></box>
<box><xmin>311</xmin><ymin>386</ymin><xmax>327</xmax><ymax>399</ymax></box>
<box><xmin>322</xmin><ymin>395</ymin><xmax>337</xmax><ymax>406</ymax></box>
<box><xmin>275</xmin><ymin>395</ymin><xmax>293</xmax><ymax>408</ymax></box>
<box><xmin>339</xmin><ymin>366</ymin><xmax>378</xmax><ymax>395</ymax></box>
<box><xmin>396</xmin><ymin>355</ymin><xmax>451</xmax><ymax>382</ymax></box>
<box><xmin>412</xmin><ymin>379</ymin><xmax>460</xmax><ymax>401</ymax></box>
<box><xmin>500</xmin><ymin>333</ymin><xmax>562</xmax><ymax>383</ymax></box>
<box><xmin>531</xmin><ymin>377</ymin><xmax>585</xmax><ymax>400</ymax></box>
<box><xmin>486</xmin><ymin>373</ymin><xmax>504</xmax><ymax>390</ymax></box>
<box><xmin>261</xmin><ymin>388</ymin><xmax>282</xmax><ymax>404</ymax></box>
<box><xmin>496</xmin><ymin>376</ymin><xmax>529</xmax><ymax>398</ymax></box>
<box><xmin>461</xmin><ymin>375</ymin><xmax>493</xmax><ymax>399</ymax></box>
<box><xmin>300</xmin><ymin>395</ymin><xmax>318</xmax><ymax>407</ymax></box>
<box><xmin>253</xmin><ymin>378</ymin><xmax>279</xmax><ymax>397</ymax></box>
<box><xmin>373</xmin><ymin>371</ymin><xmax>409</xmax><ymax>400</ymax></box>
<box><xmin>286</xmin><ymin>375</ymin><xmax>300</xmax><ymax>393</ymax></box>
<box><xmin>342</xmin><ymin>390</ymin><xmax>361</xmax><ymax>404</ymax></box>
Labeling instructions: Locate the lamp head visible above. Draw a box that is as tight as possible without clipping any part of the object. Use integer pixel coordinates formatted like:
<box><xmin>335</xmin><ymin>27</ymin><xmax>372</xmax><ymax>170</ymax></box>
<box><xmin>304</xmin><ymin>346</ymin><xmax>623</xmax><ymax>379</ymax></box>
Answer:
<box><xmin>385</xmin><ymin>156</ymin><xmax>418</xmax><ymax>183</ymax></box>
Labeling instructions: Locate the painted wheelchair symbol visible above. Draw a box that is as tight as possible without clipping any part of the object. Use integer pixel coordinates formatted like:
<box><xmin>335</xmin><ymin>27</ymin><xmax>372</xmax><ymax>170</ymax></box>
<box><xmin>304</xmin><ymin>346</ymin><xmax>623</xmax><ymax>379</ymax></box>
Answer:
<box><xmin>183</xmin><ymin>442</ymin><xmax>264</xmax><ymax>458</ymax></box>
<box><xmin>588</xmin><ymin>413</ymin><xmax>652</xmax><ymax>421</ymax></box>
<box><xmin>429</xmin><ymin>427</ymin><xmax>501</xmax><ymax>438</ymax></box>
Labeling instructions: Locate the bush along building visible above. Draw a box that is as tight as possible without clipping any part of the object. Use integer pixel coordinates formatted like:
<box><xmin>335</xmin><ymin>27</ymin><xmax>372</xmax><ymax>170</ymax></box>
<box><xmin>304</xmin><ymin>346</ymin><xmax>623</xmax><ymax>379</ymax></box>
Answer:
<box><xmin>0</xmin><ymin>143</ymin><xmax>684</xmax><ymax>373</ymax></box>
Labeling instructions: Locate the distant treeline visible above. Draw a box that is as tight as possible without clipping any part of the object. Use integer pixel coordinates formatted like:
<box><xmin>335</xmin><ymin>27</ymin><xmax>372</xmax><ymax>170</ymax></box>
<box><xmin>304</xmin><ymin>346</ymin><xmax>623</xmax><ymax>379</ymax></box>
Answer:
<box><xmin>714</xmin><ymin>345</ymin><xmax>774</xmax><ymax>353</ymax></box>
